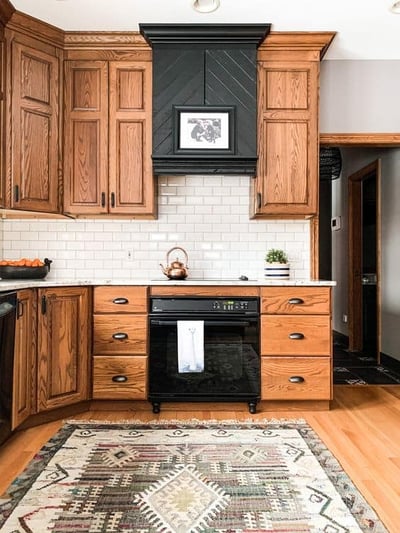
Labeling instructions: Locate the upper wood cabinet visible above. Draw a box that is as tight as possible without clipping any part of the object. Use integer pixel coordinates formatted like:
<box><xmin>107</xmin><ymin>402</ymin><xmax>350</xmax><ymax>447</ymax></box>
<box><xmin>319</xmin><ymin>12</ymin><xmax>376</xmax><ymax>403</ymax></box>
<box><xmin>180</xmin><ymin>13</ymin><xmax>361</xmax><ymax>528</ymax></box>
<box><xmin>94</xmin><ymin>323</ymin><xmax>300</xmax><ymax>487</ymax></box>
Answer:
<box><xmin>251</xmin><ymin>33</ymin><xmax>335</xmax><ymax>218</ymax></box>
<box><xmin>37</xmin><ymin>286</ymin><xmax>90</xmax><ymax>412</ymax></box>
<box><xmin>5</xmin><ymin>33</ymin><xmax>61</xmax><ymax>212</ymax></box>
<box><xmin>63</xmin><ymin>59</ymin><xmax>155</xmax><ymax>217</ymax></box>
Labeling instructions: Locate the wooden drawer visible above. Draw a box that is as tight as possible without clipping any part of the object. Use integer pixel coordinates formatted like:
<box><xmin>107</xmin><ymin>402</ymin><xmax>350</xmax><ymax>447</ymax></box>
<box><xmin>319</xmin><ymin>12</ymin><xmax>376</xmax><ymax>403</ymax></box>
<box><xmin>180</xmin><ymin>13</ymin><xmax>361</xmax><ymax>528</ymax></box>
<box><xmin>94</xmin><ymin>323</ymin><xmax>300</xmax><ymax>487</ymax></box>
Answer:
<box><xmin>92</xmin><ymin>356</ymin><xmax>147</xmax><ymax>399</ymax></box>
<box><xmin>261</xmin><ymin>287</ymin><xmax>331</xmax><ymax>315</ymax></box>
<box><xmin>261</xmin><ymin>315</ymin><xmax>331</xmax><ymax>355</ymax></box>
<box><xmin>94</xmin><ymin>286</ymin><xmax>148</xmax><ymax>313</ymax></box>
<box><xmin>261</xmin><ymin>357</ymin><xmax>331</xmax><ymax>400</ymax></box>
<box><xmin>93</xmin><ymin>314</ymin><xmax>147</xmax><ymax>354</ymax></box>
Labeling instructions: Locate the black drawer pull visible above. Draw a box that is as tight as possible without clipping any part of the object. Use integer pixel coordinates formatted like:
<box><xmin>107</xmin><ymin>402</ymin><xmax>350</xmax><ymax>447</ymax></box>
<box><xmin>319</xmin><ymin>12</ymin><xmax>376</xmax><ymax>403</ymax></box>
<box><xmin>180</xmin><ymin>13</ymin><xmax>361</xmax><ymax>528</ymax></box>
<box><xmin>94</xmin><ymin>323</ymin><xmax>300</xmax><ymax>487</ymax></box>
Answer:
<box><xmin>289</xmin><ymin>376</ymin><xmax>305</xmax><ymax>384</ymax></box>
<box><xmin>113</xmin><ymin>298</ymin><xmax>129</xmax><ymax>305</ymax></box>
<box><xmin>112</xmin><ymin>332</ymin><xmax>128</xmax><ymax>340</ymax></box>
<box><xmin>289</xmin><ymin>332</ymin><xmax>304</xmax><ymax>340</ymax></box>
<box><xmin>288</xmin><ymin>298</ymin><xmax>304</xmax><ymax>305</ymax></box>
<box><xmin>112</xmin><ymin>375</ymin><xmax>128</xmax><ymax>383</ymax></box>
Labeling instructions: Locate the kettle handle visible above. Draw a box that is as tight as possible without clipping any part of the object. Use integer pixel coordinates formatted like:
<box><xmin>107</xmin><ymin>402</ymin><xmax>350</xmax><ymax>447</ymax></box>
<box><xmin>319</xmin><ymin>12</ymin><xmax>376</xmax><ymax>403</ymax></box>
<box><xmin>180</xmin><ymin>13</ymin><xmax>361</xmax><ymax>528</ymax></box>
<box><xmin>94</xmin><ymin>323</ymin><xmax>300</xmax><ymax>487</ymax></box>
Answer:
<box><xmin>166</xmin><ymin>246</ymin><xmax>188</xmax><ymax>266</ymax></box>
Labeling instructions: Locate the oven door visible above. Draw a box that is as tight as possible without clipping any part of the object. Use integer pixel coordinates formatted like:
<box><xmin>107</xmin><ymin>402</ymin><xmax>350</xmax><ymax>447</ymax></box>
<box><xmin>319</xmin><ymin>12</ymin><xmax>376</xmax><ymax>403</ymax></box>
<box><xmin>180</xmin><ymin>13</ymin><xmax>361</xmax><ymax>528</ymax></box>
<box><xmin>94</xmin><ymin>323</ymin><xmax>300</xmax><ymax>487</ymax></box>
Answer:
<box><xmin>149</xmin><ymin>314</ymin><xmax>260</xmax><ymax>404</ymax></box>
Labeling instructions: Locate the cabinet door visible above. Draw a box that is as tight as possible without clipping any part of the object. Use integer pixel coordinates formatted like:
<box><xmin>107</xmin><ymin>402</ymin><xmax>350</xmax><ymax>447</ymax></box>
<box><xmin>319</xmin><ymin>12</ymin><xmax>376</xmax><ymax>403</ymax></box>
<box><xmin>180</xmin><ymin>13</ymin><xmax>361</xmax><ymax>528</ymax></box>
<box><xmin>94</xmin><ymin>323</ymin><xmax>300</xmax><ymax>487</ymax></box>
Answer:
<box><xmin>63</xmin><ymin>60</ymin><xmax>109</xmax><ymax>215</ymax></box>
<box><xmin>37</xmin><ymin>287</ymin><xmax>89</xmax><ymax>411</ymax></box>
<box><xmin>0</xmin><ymin>36</ymin><xmax>5</xmax><ymax>208</ymax></box>
<box><xmin>11</xmin><ymin>41</ymin><xmax>59</xmax><ymax>212</ymax></box>
<box><xmin>12</xmin><ymin>289</ymin><xmax>37</xmax><ymax>429</ymax></box>
<box><xmin>252</xmin><ymin>61</ymin><xmax>318</xmax><ymax>217</ymax></box>
<box><xmin>109</xmin><ymin>61</ymin><xmax>155</xmax><ymax>216</ymax></box>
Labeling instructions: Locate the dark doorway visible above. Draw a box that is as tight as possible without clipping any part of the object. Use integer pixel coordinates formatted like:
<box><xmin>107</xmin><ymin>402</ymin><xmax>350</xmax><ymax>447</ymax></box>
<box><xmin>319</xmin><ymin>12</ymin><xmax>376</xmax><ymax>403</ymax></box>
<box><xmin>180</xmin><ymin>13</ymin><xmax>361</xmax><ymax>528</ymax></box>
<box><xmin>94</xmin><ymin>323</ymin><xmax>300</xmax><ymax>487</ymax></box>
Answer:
<box><xmin>348</xmin><ymin>160</ymin><xmax>380</xmax><ymax>361</ymax></box>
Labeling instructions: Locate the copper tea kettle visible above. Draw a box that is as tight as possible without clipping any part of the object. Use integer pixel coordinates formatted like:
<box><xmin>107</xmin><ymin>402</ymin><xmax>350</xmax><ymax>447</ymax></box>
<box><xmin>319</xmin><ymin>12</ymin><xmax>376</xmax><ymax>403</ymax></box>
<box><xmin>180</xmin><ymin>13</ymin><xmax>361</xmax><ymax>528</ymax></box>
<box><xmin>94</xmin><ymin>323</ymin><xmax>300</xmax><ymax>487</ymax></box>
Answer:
<box><xmin>160</xmin><ymin>246</ymin><xmax>189</xmax><ymax>280</ymax></box>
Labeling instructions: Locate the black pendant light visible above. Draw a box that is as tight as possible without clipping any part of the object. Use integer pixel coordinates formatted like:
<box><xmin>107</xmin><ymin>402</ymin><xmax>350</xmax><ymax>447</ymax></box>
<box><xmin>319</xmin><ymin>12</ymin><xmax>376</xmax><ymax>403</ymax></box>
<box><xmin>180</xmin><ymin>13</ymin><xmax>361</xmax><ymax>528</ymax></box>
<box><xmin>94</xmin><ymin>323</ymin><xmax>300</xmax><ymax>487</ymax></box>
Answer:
<box><xmin>319</xmin><ymin>146</ymin><xmax>342</xmax><ymax>181</ymax></box>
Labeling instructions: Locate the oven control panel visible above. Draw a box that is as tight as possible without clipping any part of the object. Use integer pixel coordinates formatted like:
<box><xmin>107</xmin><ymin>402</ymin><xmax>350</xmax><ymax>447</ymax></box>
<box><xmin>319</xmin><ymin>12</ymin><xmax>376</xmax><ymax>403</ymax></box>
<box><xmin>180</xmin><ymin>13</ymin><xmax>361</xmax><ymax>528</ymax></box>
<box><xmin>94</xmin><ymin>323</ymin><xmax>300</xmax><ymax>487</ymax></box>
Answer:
<box><xmin>150</xmin><ymin>297</ymin><xmax>259</xmax><ymax>314</ymax></box>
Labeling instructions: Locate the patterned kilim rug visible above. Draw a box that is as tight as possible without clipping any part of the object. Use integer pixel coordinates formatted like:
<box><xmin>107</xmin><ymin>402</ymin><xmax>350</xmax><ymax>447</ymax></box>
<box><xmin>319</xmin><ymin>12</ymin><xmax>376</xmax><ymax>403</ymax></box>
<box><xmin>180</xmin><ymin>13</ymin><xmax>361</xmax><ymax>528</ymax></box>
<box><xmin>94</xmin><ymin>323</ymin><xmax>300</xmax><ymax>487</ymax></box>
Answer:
<box><xmin>0</xmin><ymin>419</ymin><xmax>387</xmax><ymax>532</ymax></box>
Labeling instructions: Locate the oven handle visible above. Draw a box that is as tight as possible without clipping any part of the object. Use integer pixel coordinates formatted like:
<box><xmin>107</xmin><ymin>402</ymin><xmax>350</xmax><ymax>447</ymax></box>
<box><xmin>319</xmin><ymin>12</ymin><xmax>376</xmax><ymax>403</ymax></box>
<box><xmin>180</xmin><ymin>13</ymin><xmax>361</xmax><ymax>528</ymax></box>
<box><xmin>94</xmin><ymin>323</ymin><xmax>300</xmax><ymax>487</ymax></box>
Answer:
<box><xmin>150</xmin><ymin>319</ymin><xmax>253</xmax><ymax>327</ymax></box>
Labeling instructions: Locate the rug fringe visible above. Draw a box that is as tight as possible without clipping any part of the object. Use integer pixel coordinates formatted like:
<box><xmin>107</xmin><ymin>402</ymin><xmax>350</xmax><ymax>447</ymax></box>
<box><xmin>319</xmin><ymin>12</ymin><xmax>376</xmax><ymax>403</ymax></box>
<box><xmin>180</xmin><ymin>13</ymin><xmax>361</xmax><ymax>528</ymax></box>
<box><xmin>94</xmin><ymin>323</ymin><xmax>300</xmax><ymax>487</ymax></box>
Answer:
<box><xmin>63</xmin><ymin>417</ymin><xmax>307</xmax><ymax>425</ymax></box>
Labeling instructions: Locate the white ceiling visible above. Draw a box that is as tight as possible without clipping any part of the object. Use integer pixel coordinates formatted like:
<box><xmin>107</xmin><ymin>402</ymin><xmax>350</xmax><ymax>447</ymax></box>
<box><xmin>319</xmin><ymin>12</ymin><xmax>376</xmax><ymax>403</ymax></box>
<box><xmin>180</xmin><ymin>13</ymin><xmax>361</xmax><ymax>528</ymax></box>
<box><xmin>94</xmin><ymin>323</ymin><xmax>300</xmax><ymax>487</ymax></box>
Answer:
<box><xmin>10</xmin><ymin>0</ymin><xmax>400</xmax><ymax>60</ymax></box>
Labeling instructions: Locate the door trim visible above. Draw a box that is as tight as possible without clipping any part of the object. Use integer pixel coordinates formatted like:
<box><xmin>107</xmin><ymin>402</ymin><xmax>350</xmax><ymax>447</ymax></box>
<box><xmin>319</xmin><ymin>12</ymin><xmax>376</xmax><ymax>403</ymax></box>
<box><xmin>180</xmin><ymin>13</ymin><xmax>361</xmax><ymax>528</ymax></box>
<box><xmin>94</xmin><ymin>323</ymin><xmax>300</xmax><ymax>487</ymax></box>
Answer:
<box><xmin>348</xmin><ymin>159</ymin><xmax>381</xmax><ymax>359</ymax></box>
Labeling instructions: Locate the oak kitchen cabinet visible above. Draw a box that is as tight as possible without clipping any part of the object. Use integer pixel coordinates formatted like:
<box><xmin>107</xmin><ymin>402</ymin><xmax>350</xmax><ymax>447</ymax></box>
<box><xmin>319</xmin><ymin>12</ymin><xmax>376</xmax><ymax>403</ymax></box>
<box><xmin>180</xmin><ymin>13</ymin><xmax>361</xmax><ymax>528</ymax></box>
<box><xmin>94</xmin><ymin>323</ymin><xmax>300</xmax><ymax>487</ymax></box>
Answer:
<box><xmin>260</xmin><ymin>286</ymin><xmax>332</xmax><ymax>403</ymax></box>
<box><xmin>12</xmin><ymin>288</ymin><xmax>37</xmax><ymax>429</ymax></box>
<box><xmin>63</xmin><ymin>59</ymin><xmax>155</xmax><ymax>217</ymax></box>
<box><xmin>3</xmin><ymin>28</ymin><xmax>62</xmax><ymax>213</ymax></box>
<box><xmin>251</xmin><ymin>33</ymin><xmax>335</xmax><ymax>218</ymax></box>
<box><xmin>92</xmin><ymin>286</ymin><xmax>148</xmax><ymax>399</ymax></box>
<box><xmin>37</xmin><ymin>286</ymin><xmax>90</xmax><ymax>412</ymax></box>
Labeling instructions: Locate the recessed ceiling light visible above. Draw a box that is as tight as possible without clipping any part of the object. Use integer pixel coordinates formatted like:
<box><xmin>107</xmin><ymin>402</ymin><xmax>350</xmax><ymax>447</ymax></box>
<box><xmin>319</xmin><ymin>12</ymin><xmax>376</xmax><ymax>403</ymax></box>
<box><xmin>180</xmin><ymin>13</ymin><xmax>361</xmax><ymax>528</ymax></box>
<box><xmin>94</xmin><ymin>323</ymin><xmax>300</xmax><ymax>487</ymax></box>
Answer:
<box><xmin>192</xmin><ymin>0</ymin><xmax>220</xmax><ymax>14</ymax></box>
<box><xmin>390</xmin><ymin>1</ymin><xmax>400</xmax><ymax>13</ymax></box>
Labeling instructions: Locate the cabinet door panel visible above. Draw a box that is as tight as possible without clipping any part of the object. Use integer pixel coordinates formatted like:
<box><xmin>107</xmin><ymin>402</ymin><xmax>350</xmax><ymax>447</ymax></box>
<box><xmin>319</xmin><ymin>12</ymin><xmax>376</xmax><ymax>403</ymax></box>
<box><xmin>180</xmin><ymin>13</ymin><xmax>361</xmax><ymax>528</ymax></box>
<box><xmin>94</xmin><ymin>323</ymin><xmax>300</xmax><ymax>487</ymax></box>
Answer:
<box><xmin>260</xmin><ymin>287</ymin><xmax>330</xmax><ymax>315</ymax></box>
<box><xmin>63</xmin><ymin>61</ymin><xmax>108</xmax><ymax>214</ymax></box>
<box><xmin>12</xmin><ymin>289</ymin><xmax>37</xmax><ymax>429</ymax></box>
<box><xmin>109</xmin><ymin>61</ymin><xmax>155</xmax><ymax>215</ymax></box>
<box><xmin>37</xmin><ymin>287</ymin><xmax>89</xmax><ymax>411</ymax></box>
<box><xmin>11</xmin><ymin>42</ymin><xmax>59</xmax><ymax>212</ymax></box>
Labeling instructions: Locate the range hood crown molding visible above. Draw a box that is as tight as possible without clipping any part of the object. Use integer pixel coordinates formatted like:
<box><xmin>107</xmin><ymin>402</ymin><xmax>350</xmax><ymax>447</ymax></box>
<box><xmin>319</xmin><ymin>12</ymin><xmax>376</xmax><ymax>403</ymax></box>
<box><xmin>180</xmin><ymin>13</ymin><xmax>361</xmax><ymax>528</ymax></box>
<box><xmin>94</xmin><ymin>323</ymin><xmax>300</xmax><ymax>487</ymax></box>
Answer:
<box><xmin>140</xmin><ymin>23</ymin><xmax>271</xmax><ymax>177</ymax></box>
<box><xmin>140</xmin><ymin>23</ymin><xmax>271</xmax><ymax>46</ymax></box>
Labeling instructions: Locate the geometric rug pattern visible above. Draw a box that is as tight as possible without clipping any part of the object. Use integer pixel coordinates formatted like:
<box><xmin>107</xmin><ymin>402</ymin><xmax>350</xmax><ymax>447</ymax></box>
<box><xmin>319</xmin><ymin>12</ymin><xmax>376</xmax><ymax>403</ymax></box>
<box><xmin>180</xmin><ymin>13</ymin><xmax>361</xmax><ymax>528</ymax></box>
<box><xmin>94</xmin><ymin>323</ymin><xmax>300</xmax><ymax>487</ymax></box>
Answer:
<box><xmin>0</xmin><ymin>420</ymin><xmax>387</xmax><ymax>532</ymax></box>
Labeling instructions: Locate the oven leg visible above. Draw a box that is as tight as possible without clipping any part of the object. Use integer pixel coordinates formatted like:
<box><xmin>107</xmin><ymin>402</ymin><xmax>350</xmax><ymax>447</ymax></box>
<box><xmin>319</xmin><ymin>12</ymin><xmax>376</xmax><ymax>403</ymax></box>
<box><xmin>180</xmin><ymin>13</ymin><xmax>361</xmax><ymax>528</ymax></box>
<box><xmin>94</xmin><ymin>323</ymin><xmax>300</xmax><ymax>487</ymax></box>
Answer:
<box><xmin>152</xmin><ymin>402</ymin><xmax>161</xmax><ymax>414</ymax></box>
<box><xmin>248</xmin><ymin>401</ymin><xmax>257</xmax><ymax>414</ymax></box>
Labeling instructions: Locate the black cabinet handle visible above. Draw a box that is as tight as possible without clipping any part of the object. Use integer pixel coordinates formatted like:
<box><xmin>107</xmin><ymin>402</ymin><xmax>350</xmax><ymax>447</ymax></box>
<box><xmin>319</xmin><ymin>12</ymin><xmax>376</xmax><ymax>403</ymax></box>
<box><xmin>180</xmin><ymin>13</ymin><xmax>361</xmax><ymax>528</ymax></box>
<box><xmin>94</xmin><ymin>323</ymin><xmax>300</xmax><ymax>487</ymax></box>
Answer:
<box><xmin>111</xmin><ymin>192</ymin><xmax>115</xmax><ymax>208</ymax></box>
<box><xmin>288</xmin><ymin>298</ymin><xmax>304</xmax><ymax>305</ymax></box>
<box><xmin>112</xmin><ymin>332</ymin><xmax>128</xmax><ymax>340</ymax></box>
<box><xmin>17</xmin><ymin>299</ymin><xmax>24</xmax><ymax>319</ymax></box>
<box><xmin>289</xmin><ymin>376</ymin><xmax>305</xmax><ymax>384</ymax></box>
<box><xmin>101</xmin><ymin>192</ymin><xmax>106</xmax><ymax>208</ymax></box>
<box><xmin>14</xmin><ymin>185</ymin><xmax>19</xmax><ymax>203</ymax></box>
<box><xmin>289</xmin><ymin>332</ymin><xmax>304</xmax><ymax>340</ymax></box>
<box><xmin>41</xmin><ymin>295</ymin><xmax>47</xmax><ymax>315</ymax></box>
<box><xmin>112</xmin><ymin>375</ymin><xmax>128</xmax><ymax>383</ymax></box>
<box><xmin>257</xmin><ymin>192</ymin><xmax>261</xmax><ymax>209</ymax></box>
<box><xmin>113</xmin><ymin>297</ymin><xmax>129</xmax><ymax>305</ymax></box>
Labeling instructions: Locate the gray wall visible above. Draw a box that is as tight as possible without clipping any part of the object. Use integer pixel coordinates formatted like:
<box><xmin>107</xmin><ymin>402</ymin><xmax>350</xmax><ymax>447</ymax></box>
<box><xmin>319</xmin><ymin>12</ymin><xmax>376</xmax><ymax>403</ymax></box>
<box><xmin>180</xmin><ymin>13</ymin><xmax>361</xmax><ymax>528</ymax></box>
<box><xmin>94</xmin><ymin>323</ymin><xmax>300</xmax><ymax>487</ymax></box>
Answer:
<box><xmin>320</xmin><ymin>60</ymin><xmax>400</xmax><ymax>133</ymax></box>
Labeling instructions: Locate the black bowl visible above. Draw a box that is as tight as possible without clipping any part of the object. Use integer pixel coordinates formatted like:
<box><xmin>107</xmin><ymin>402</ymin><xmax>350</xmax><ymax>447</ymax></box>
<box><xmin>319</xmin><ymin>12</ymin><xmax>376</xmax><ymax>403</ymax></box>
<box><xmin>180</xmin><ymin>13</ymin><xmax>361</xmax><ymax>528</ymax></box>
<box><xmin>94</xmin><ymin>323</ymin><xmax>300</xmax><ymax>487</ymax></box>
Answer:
<box><xmin>0</xmin><ymin>258</ymin><xmax>52</xmax><ymax>280</ymax></box>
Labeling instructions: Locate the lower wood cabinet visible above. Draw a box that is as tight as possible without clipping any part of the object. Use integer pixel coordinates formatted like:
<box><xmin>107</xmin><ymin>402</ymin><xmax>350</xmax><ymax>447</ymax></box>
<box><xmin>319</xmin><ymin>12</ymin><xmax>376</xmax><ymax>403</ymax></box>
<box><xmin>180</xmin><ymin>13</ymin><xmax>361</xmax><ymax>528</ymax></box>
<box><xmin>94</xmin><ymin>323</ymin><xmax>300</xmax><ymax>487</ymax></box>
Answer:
<box><xmin>92</xmin><ymin>286</ymin><xmax>149</xmax><ymax>400</ymax></box>
<box><xmin>260</xmin><ymin>286</ymin><xmax>332</xmax><ymax>403</ymax></box>
<box><xmin>37</xmin><ymin>287</ymin><xmax>90</xmax><ymax>411</ymax></box>
<box><xmin>13</xmin><ymin>289</ymin><xmax>37</xmax><ymax>429</ymax></box>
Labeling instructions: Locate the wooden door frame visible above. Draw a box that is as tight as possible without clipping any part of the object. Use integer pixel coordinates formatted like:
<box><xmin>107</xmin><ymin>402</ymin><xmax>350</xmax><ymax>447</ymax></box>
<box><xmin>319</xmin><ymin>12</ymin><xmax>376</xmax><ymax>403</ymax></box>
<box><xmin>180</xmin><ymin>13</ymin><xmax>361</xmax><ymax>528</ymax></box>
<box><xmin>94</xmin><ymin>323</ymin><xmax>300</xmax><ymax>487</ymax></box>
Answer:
<box><xmin>311</xmin><ymin>133</ymin><xmax>400</xmax><ymax>279</ymax></box>
<box><xmin>316</xmin><ymin>133</ymin><xmax>400</xmax><ymax>360</ymax></box>
<box><xmin>348</xmin><ymin>160</ymin><xmax>381</xmax><ymax>356</ymax></box>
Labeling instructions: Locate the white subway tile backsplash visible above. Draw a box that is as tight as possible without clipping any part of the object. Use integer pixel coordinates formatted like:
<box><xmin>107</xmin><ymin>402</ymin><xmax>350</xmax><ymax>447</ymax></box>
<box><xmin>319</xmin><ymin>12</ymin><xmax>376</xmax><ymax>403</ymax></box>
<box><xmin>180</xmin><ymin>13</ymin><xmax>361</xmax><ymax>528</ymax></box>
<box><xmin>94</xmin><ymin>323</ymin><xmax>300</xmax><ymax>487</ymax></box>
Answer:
<box><xmin>1</xmin><ymin>175</ymin><xmax>311</xmax><ymax>280</ymax></box>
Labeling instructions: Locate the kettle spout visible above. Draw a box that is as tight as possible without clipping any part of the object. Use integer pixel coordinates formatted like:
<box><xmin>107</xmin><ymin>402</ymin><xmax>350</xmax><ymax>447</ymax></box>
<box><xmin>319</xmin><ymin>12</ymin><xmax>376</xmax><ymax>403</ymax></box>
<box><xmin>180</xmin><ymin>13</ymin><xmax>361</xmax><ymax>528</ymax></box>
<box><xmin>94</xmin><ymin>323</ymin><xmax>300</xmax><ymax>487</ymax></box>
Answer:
<box><xmin>160</xmin><ymin>263</ymin><xmax>168</xmax><ymax>277</ymax></box>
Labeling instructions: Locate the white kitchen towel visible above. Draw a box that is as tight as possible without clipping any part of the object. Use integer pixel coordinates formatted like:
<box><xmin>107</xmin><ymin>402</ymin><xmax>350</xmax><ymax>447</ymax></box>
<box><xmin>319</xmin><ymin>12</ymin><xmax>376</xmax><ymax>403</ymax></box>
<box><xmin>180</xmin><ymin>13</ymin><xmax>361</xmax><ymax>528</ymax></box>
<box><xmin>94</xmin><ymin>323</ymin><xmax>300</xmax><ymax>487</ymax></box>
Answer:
<box><xmin>177</xmin><ymin>321</ymin><xmax>204</xmax><ymax>373</ymax></box>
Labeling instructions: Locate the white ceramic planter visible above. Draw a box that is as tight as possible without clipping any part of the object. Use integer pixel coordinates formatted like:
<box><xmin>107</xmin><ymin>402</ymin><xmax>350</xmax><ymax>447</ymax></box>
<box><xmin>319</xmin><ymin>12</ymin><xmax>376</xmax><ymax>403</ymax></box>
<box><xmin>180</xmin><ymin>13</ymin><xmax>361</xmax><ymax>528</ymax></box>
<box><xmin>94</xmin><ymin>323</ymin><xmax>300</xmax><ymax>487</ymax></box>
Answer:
<box><xmin>264</xmin><ymin>262</ymin><xmax>290</xmax><ymax>279</ymax></box>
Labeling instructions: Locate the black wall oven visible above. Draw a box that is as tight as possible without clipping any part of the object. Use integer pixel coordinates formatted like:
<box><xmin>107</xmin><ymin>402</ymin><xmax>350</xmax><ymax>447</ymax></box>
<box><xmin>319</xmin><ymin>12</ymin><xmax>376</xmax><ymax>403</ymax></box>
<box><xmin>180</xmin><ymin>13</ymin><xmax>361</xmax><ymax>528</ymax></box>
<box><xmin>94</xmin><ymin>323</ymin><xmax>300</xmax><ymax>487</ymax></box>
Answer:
<box><xmin>149</xmin><ymin>297</ymin><xmax>260</xmax><ymax>413</ymax></box>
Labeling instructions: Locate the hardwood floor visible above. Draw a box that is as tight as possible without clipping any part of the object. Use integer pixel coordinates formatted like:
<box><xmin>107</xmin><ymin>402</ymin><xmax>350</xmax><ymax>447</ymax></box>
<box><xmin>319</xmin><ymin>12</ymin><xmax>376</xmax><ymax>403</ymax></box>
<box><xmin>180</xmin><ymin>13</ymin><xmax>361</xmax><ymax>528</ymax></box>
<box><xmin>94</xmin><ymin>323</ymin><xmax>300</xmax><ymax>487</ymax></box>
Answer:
<box><xmin>1</xmin><ymin>386</ymin><xmax>399</xmax><ymax>531</ymax></box>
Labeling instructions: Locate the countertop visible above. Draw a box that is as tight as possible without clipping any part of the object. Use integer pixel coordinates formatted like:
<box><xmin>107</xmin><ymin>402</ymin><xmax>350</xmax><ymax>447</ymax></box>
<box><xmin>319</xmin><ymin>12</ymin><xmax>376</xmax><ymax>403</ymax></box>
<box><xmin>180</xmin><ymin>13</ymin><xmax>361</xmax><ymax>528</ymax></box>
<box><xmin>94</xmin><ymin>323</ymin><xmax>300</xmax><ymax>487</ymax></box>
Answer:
<box><xmin>0</xmin><ymin>278</ymin><xmax>336</xmax><ymax>291</ymax></box>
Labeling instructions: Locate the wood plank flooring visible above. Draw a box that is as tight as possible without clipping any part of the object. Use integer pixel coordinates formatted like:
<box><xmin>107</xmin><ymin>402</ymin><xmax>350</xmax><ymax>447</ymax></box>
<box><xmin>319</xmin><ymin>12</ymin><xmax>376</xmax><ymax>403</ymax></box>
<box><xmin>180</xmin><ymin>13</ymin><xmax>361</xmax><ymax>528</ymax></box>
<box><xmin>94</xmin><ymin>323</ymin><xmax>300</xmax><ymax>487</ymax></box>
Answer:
<box><xmin>1</xmin><ymin>385</ymin><xmax>399</xmax><ymax>531</ymax></box>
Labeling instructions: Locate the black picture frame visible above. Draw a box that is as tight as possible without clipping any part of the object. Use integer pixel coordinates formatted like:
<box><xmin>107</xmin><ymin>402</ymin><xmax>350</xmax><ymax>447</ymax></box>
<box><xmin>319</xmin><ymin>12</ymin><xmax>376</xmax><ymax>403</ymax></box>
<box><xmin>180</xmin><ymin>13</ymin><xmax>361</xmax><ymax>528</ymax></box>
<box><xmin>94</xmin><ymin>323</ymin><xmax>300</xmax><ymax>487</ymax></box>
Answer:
<box><xmin>173</xmin><ymin>105</ymin><xmax>236</xmax><ymax>155</ymax></box>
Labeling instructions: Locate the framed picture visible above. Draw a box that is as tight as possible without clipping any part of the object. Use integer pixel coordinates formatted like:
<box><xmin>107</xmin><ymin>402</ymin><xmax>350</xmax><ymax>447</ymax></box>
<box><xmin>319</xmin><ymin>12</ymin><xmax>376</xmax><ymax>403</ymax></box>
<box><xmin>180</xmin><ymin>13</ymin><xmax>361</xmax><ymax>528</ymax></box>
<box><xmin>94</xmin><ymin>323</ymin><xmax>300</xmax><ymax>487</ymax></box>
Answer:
<box><xmin>173</xmin><ymin>105</ymin><xmax>235</xmax><ymax>154</ymax></box>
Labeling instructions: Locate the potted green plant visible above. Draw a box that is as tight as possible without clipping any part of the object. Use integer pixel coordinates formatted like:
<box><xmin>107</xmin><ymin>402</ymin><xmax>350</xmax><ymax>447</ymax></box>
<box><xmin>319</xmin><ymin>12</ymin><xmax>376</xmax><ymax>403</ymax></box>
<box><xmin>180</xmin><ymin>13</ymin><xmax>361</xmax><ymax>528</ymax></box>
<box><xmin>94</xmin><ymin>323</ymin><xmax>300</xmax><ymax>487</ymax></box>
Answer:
<box><xmin>264</xmin><ymin>248</ymin><xmax>290</xmax><ymax>279</ymax></box>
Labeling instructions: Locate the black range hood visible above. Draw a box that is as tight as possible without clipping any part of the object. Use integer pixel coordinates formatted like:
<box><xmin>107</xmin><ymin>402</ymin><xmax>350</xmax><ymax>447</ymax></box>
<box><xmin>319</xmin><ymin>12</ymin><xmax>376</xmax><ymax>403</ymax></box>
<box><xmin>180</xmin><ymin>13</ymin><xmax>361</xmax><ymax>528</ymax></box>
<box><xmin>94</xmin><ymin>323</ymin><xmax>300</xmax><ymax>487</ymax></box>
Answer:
<box><xmin>139</xmin><ymin>24</ymin><xmax>270</xmax><ymax>176</ymax></box>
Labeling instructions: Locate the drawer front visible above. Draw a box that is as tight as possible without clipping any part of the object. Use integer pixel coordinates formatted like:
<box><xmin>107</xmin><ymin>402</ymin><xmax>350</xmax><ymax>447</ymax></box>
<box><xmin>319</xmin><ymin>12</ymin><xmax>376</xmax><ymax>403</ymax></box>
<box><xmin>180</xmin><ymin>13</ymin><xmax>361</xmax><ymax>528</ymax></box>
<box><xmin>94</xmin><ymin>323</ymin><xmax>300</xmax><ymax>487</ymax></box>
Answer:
<box><xmin>94</xmin><ymin>286</ymin><xmax>148</xmax><ymax>313</ymax></box>
<box><xmin>261</xmin><ymin>357</ymin><xmax>331</xmax><ymax>400</ymax></box>
<box><xmin>261</xmin><ymin>315</ymin><xmax>331</xmax><ymax>355</ymax></box>
<box><xmin>93</xmin><ymin>314</ymin><xmax>147</xmax><ymax>354</ymax></box>
<box><xmin>261</xmin><ymin>287</ymin><xmax>331</xmax><ymax>315</ymax></box>
<box><xmin>92</xmin><ymin>356</ymin><xmax>147</xmax><ymax>399</ymax></box>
